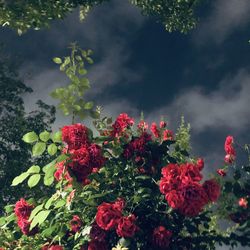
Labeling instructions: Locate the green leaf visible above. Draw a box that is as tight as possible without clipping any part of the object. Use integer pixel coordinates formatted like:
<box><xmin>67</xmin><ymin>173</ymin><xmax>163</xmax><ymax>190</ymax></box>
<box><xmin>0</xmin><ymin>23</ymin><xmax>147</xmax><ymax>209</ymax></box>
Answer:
<box><xmin>51</xmin><ymin>131</ymin><xmax>62</xmax><ymax>143</ymax></box>
<box><xmin>32</xmin><ymin>142</ymin><xmax>46</xmax><ymax>156</ymax></box>
<box><xmin>84</xmin><ymin>101</ymin><xmax>93</xmax><ymax>110</ymax></box>
<box><xmin>41</xmin><ymin>225</ymin><xmax>57</xmax><ymax>237</ymax></box>
<box><xmin>47</xmin><ymin>143</ymin><xmax>58</xmax><ymax>156</ymax></box>
<box><xmin>44</xmin><ymin>175</ymin><xmax>54</xmax><ymax>186</ymax></box>
<box><xmin>30</xmin><ymin>210</ymin><xmax>51</xmax><ymax>230</ymax></box>
<box><xmin>53</xmin><ymin>57</ymin><xmax>62</xmax><ymax>64</ymax></box>
<box><xmin>39</xmin><ymin>131</ymin><xmax>50</xmax><ymax>142</ymax></box>
<box><xmin>29</xmin><ymin>204</ymin><xmax>44</xmax><ymax>221</ymax></box>
<box><xmin>79</xmin><ymin>78</ymin><xmax>90</xmax><ymax>88</ymax></box>
<box><xmin>0</xmin><ymin>217</ymin><xmax>6</xmax><ymax>226</ymax></box>
<box><xmin>27</xmin><ymin>165</ymin><xmax>40</xmax><ymax>174</ymax></box>
<box><xmin>12</xmin><ymin>172</ymin><xmax>30</xmax><ymax>186</ymax></box>
<box><xmin>45</xmin><ymin>196</ymin><xmax>55</xmax><ymax>209</ymax></box>
<box><xmin>54</xmin><ymin>199</ymin><xmax>66</xmax><ymax>208</ymax></box>
<box><xmin>78</xmin><ymin>68</ymin><xmax>87</xmax><ymax>75</ymax></box>
<box><xmin>42</xmin><ymin>159</ymin><xmax>57</xmax><ymax>173</ymax></box>
<box><xmin>28</xmin><ymin>174</ymin><xmax>41</xmax><ymax>188</ymax></box>
<box><xmin>22</xmin><ymin>131</ymin><xmax>38</xmax><ymax>143</ymax></box>
<box><xmin>4</xmin><ymin>205</ymin><xmax>14</xmax><ymax>213</ymax></box>
<box><xmin>56</xmin><ymin>154</ymin><xmax>69</xmax><ymax>163</ymax></box>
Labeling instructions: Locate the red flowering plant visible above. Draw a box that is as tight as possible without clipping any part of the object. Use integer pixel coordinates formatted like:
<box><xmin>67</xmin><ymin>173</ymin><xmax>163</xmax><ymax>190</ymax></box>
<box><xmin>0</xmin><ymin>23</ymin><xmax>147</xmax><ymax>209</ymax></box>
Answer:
<box><xmin>0</xmin><ymin>47</ymin><xmax>249</xmax><ymax>250</ymax></box>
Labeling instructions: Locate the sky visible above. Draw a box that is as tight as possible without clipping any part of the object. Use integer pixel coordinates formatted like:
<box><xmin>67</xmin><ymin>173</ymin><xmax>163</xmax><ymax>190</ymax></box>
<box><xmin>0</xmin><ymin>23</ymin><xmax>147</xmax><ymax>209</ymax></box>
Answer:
<box><xmin>0</xmin><ymin>0</ymin><xmax>250</xmax><ymax>248</ymax></box>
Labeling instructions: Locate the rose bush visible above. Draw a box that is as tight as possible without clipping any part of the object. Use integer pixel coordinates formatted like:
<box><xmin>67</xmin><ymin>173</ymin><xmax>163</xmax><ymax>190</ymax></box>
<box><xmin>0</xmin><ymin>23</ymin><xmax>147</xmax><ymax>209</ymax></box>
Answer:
<box><xmin>0</xmin><ymin>47</ymin><xmax>249</xmax><ymax>249</ymax></box>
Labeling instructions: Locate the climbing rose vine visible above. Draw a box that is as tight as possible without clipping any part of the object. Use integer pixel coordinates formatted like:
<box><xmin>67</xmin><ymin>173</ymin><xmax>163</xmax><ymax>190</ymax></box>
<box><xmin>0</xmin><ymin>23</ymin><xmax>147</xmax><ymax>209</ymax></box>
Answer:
<box><xmin>0</xmin><ymin>113</ymin><xmax>249</xmax><ymax>250</ymax></box>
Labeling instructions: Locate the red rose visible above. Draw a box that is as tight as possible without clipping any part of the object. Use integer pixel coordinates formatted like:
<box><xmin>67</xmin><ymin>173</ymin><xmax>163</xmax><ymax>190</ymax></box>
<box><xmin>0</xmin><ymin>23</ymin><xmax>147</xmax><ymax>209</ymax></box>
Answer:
<box><xmin>111</xmin><ymin>113</ymin><xmax>134</xmax><ymax>137</ymax></box>
<box><xmin>137</xmin><ymin>120</ymin><xmax>148</xmax><ymax>132</ymax></box>
<box><xmin>116</xmin><ymin>214</ymin><xmax>137</xmax><ymax>238</ymax></box>
<box><xmin>203</xmin><ymin>179</ymin><xmax>220</xmax><ymax>202</ymax></box>
<box><xmin>70</xmin><ymin>215</ymin><xmax>82</xmax><ymax>233</ymax></box>
<box><xmin>89</xmin><ymin>144</ymin><xmax>106</xmax><ymax>168</ymax></box>
<box><xmin>14</xmin><ymin>198</ymin><xmax>33</xmax><ymax>220</ymax></box>
<box><xmin>152</xmin><ymin>226</ymin><xmax>172</xmax><ymax>249</ymax></box>
<box><xmin>159</xmin><ymin>177</ymin><xmax>177</xmax><ymax>194</ymax></box>
<box><xmin>95</xmin><ymin>202</ymin><xmax>122</xmax><ymax>230</ymax></box>
<box><xmin>179</xmin><ymin>183</ymin><xmax>209</xmax><ymax>217</ymax></box>
<box><xmin>123</xmin><ymin>132</ymin><xmax>151</xmax><ymax>159</ymax></box>
<box><xmin>217</xmin><ymin>169</ymin><xmax>226</xmax><ymax>177</ymax></box>
<box><xmin>87</xmin><ymin>240</ymin><xmax>108</xmax><ymax>250</ymax></box>
<box><xmin>90</xmin><ymin>223</ymin><xmax>106</xmax><ymax>242</ymax></box>
<box><xmin>70</xmin><ymin>147</ymin><xmax>90</xmax><ymax>167</ymax></box>
<box><xmin>151</xmin><ymin>122</ymin><xmax>160</xmax><ymax>138</ymax></box>
<box><xmin>180</xmin><ymin>163</ymin><xmax>202</xmax><ymax>184</ymax></box>
<box><xmin>196</xmin><ymin>158</ymin><xmax>204</xmax><ymax>171</ymax></box>
<box><xmin>113</xmin><ymin>198</ymin><xmax>126</xmax><ymax>211</ymax></box>
<box><xmin>163</xmin><ymin>129</ymin><xmax>174</xmax><ymax>141</ymax></box>
<box><xmin>165</xmin><ymin>190</ymin><xmax>184</xmax><ymax>209</ymax></box>
<box><xmin>17</xmin><ymin>217</ymin><xmax>38</xmax><ymax>236</ymax></box>
<box><xmin>238</xmin><ymin>198</ymin><xmax>248</xmax><ymax>208</ymax></box>
<box><xmin>62</xmin><ymin>123</ymin><xmax>90</xmax><ymax>150</ymax></box>
<box><xmin>161</xmin><ymin>164</ymin><xmax>180</xmax><ymax>179</ymax></box>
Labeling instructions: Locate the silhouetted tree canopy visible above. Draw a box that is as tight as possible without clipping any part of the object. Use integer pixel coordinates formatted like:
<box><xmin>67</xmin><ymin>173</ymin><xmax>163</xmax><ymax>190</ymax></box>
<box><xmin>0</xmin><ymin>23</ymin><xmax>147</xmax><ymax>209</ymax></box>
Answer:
<box><xmin>0</xmin><ymin>0</ymin><xmax>201</xmax><ymax>34</ymax></box>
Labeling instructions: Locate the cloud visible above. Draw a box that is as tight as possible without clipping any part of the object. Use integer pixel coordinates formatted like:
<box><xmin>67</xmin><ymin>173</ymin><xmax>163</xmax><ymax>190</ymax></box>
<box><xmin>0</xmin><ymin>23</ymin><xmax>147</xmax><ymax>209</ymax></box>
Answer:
<box><xmin>194</xmin><ymin>0</ymin><xmax>250</xmax><ymax>45</ymax></box>
<box><xmin>154</xmin><ymin>68</ymin><xmax>250</xmax><ymax>132</ymax></box>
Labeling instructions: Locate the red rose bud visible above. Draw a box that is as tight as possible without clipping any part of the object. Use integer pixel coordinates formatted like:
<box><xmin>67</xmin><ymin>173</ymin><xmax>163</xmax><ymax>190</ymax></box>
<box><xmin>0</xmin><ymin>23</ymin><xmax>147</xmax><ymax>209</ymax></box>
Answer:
<box><xmin>217</xmin><ymin>169</ymin><xmax>226</xmax><ymax>177</ymax></box>
<box><xmin>70</xmin><ymin>215</ymin><xmax>82</xmax><ymax>233</ymax></box>
<box><xmin>152</xmin><ymin>226</ymin><xmax>172</xmax><ymax>249</ymax></box>
<box><xmin>116</xmin><ymin>214</ymin><xmax>137</xmax><ymax>238</ymax></box>
<box><xmin>238</xmin><ymin>198</ymin><xmax>248</xmax><ymax>208</ymax></box>
<box><xmin>113</xmin><ymin>198</ymin><xmax>126</xmax><ymax>211</ymax></box>
<box><xmin>159</xmin><ymin>121</ymin><xmax>167</xmax><ymax>128</ymax></box>
<box><xmin>151</xmin><ymin>122</ymin><xmax>160</xmax><ymax>138</ymax></box>
<box><xmin>225</xmin><ymin>136</ymin><xmax>234</xmax><ymax>147</ymax></box>
<box><xmin>224</xmin><ymin>154</ymin><xmax>235</xmax><ymax>164</ymax></box>
<box><xmin>137</xmin><ymin>120</ymin><xmax>148</xmax><ymax>131</ymax></box>
<box><xmin>196</xmin><ymin>158</ymin><xmax>204</xmax><ymax>171</ymax></box>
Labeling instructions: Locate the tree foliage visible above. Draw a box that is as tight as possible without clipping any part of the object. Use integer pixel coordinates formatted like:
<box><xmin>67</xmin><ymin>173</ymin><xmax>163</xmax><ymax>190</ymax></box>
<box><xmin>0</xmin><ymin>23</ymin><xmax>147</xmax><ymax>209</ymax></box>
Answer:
<box><xmin>0</xmin><ymin>50</ymin><xmax>56</xmax><ymax>210</ymax></box>
<box><xmin>0</xmin><ymin>0</ymin><xmax>201</xmax><ymax>34</ymax></box>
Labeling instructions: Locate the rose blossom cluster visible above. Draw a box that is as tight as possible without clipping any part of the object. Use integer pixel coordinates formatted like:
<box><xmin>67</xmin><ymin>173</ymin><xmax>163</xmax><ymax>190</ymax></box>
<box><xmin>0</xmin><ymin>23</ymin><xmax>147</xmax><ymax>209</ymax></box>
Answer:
<box><xmin>55</xmin><ymin>123</ymin><xmax>105</xmax><ymax>184</ymax></box>
<box><xmin>150</xmin><ymin>121</ymin><xmax>174</xmax><ymax>141</ymax></box>
<box><xmin>159</xmin><ymin>162</ymin><xmax>220</xmax><ymax>217</ymax></box>
<box><xmin>123</xmin><ymin>132</ymin><xmax>152</xmax><ymax>159</ymax></box>
<box><xmin>14</xmin><ymin>198</ymin><xmax>37</xmax><ymax>236</ymax></box>
<box><xmin>90</xmin><ymin>198</ymin><xmax>137</xmax><ymax>249</ymax></box>
<box><xmin>224</xmin><ymin>136</ymin><xmax>236</xmax><ymax>164</ymax></box>
<box><xmin>111</xmin><ymin>113</ymin><xmax>134</xmax><ymax>138</ymax></box>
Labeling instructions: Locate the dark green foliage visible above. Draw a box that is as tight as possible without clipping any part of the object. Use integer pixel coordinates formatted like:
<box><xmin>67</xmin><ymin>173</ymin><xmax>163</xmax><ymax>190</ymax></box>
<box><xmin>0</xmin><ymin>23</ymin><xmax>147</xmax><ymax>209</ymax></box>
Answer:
<box><xmin>0</xmin><ymin>50</ymin><xmax>56</xmax><ymax>210</ymax></box>
<box><xmin>0</xmin><ymin>0</ymin><xmax>202</xmax><ymax>34</ymax></box>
